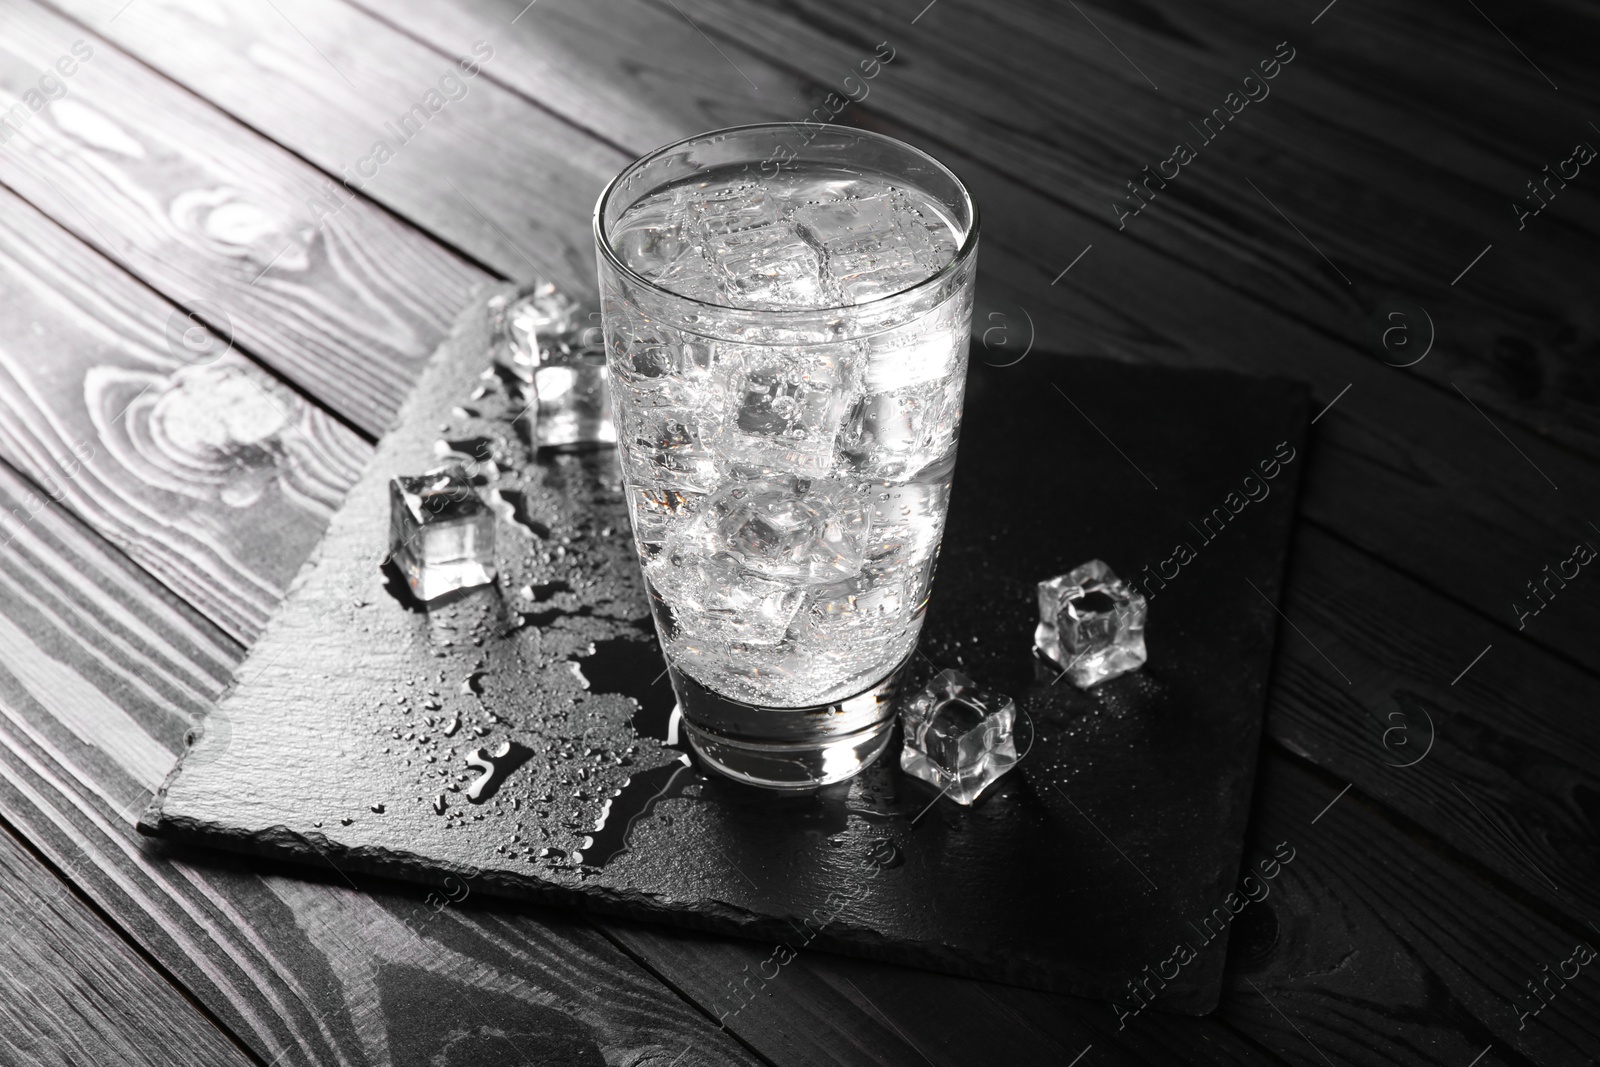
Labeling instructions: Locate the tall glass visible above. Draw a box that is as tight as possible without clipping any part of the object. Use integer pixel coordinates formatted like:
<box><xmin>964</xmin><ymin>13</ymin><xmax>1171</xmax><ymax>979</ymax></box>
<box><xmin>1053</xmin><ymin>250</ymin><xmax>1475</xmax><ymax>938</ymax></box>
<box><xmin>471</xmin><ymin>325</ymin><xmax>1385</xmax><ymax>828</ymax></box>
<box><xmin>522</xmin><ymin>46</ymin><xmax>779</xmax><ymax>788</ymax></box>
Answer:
<box><xmin>595</xmin><ymin>124</ymin><xmax>978</xmax><ymax>789</ymax></box>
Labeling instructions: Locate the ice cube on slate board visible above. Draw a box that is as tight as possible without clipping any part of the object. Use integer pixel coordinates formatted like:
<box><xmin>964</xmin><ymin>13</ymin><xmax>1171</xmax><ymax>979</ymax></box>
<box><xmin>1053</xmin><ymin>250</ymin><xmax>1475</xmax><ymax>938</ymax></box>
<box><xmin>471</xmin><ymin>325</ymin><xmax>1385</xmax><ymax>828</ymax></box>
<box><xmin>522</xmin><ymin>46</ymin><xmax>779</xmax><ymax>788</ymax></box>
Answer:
<box><xmin>491</xmin><ymin>282</ymin><xmax>616</xmax><ymax>448</ymax></box>
<box><xmin>389</xmin><ymin>464</ymin><xmax>496</xmax><ymax>601</ymax></box>
<box><xmin>532</xmin><ymin>341</ymin><xmax>616</xmax><ymax>448</ymax></box>
<box><xmin>1035</xmin><ymin>559</ymin><xmax>1148</xmax><ymax>688</ymax></box>
<box><xmin>900</xmin><ymin>668</ymin><xmax>1019</xmax><ymax>805</ymax></box>
<box><xmin>498</xmin><ymin>279</ymin><xmax>581</xmax><ymax>374</ymax></box>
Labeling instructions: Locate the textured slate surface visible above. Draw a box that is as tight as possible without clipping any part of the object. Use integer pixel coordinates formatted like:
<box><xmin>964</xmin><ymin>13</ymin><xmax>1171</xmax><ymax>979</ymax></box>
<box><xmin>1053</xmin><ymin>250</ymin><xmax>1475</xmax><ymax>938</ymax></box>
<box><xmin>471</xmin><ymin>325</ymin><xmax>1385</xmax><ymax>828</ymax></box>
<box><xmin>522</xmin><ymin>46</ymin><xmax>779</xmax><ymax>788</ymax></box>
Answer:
<box><xmin>143</xmin><ymin>288</ymin><xmax>1308</xmax><ymax>1011</ymax></box>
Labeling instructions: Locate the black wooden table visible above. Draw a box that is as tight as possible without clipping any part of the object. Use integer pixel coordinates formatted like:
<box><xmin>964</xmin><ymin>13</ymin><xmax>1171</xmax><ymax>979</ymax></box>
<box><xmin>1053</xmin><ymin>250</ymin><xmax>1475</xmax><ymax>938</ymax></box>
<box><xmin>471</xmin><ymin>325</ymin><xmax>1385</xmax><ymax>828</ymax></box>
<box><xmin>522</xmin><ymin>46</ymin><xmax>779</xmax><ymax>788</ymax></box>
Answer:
<box><xmin>0</xmin><ymin>1</ymin><xmax>1595</xmax><ymax>1064</ymax></box>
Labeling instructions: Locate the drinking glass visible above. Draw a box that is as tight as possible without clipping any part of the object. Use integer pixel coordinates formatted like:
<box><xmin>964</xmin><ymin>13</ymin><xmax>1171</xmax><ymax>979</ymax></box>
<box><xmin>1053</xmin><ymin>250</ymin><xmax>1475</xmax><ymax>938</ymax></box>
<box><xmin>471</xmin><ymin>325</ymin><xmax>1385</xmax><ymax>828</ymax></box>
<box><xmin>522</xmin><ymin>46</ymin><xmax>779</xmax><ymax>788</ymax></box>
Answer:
<box><xmin>594</xmin><ymin>124</ymin><xmax>979</xmax><ymax>789</ymax></box>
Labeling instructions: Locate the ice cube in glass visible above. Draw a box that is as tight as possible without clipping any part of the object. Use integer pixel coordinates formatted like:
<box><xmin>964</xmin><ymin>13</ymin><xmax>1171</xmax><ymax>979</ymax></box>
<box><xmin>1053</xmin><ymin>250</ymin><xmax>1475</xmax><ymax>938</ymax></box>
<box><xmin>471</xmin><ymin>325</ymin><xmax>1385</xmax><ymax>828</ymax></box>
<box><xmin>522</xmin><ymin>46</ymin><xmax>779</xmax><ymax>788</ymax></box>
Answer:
<box><xmin>389</xmin><ymin>464</ymin><xmax>495</xmax><ymax>601</ymax></box>
<box><xmin>900</xmin><ymin>668</ymin><xmax>1019</xmax><ymax>805</ymax></box>
<box><xmin>1035</xmin><ymin>559</ymin><xmax>1148</xmax><ymax>688</ymax></box>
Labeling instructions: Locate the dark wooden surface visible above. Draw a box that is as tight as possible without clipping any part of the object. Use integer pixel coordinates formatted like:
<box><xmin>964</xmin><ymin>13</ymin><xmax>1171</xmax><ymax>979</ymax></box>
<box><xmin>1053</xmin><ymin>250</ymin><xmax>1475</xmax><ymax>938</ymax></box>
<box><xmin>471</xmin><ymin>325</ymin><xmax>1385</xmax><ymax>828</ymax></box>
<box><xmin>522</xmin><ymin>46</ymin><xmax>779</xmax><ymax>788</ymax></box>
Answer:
<box><xmin>0</xmin><ymin>0</ymin><xmax>1594</xmax><ymax>1062</ymax></box>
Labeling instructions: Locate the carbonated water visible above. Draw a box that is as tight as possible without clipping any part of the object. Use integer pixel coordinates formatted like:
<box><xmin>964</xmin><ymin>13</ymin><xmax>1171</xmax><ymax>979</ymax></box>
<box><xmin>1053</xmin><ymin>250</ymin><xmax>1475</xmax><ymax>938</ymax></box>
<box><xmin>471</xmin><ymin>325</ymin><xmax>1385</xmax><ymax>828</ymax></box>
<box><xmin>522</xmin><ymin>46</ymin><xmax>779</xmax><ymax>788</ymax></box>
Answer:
<box><xmin>607</xmin><ymin>163</ymin><xmax>971</xmax><ymax>706</ymax></box>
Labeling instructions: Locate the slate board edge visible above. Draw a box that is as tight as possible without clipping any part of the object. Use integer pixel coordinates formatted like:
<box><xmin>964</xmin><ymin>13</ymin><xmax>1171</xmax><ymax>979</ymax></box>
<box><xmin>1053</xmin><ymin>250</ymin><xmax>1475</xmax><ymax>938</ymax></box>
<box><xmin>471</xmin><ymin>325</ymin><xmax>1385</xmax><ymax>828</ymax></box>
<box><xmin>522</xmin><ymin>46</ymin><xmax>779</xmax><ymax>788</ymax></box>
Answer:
<box><xmin>1183</xmin><ymin>378</ymin><xmax>1311</xmax><ymax>1014</ymax></box>
<box><xmin>146</xmin><ymin>804</ymin><xmax>1208</xmax><ymax>1007</ymax></box>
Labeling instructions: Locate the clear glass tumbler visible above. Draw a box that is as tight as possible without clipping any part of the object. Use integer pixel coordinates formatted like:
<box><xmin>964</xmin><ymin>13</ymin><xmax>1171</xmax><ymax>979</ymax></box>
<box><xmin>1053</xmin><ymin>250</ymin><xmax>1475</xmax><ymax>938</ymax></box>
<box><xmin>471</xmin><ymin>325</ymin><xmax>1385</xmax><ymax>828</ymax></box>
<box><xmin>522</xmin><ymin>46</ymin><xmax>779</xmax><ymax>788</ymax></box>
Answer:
<box><xmin>594</xmin><ymin>124</ymin><xmax>979</xmax><ymax>789</ymax></box>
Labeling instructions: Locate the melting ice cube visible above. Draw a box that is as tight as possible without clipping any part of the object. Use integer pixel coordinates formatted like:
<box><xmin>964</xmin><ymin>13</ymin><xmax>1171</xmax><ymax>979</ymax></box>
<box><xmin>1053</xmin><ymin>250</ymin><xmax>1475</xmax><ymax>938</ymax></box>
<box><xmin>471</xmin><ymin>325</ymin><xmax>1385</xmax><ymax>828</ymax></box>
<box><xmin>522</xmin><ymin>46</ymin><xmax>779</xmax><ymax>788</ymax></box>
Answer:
<box><xmin>388</xmin><ymin>464</ymin><xmax>495</xmax><ymax>601</ymax></box>
<box><xmin>532</xmin><ymin>340</ymin><xmax>617</xmax><ymax>448</ymax></box>
<box><xmin>900</xmin><ymin>668</ymin><xmax>1019</xmax><ymax>805</ymax></box>
<box><xmin>491</xmin><ymin>281</ymin><xmax>616</xmax><ymax>448</ymax></box>
<box><xmin>794</xmin><ymin>190</ymin><xmax>951</xmax><ymax>303</ymax></box>
<box><xmin>1035</xmin><ymin>559</ymin><xmax>1148</xmax><ymax>688</ymax></box>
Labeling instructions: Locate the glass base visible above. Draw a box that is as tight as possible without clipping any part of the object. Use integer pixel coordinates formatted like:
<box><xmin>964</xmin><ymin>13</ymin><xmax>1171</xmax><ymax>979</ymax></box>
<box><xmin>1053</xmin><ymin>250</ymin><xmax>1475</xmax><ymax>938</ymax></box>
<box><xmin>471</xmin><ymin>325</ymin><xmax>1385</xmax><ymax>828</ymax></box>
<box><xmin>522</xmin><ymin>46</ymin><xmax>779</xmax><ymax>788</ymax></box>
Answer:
<box><xmin>668</xmin><ymin>657</ymin><xmax>911</xmax><ymax>790</ymax></box>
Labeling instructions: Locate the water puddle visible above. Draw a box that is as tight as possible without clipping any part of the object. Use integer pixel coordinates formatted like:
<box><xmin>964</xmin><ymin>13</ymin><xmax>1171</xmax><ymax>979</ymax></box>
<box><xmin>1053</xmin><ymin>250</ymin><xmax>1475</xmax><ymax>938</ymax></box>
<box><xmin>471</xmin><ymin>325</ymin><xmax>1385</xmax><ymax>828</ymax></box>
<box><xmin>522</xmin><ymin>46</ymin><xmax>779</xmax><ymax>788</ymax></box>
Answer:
<box><xmin>576</xmin><ymin>636</ymin><xmax>677</xmax><ymax>740</ymax></box>
<box><xmin>583</xmin><ymin>753</ymin><xmax>695</xmax><ymax>867</ymax></box>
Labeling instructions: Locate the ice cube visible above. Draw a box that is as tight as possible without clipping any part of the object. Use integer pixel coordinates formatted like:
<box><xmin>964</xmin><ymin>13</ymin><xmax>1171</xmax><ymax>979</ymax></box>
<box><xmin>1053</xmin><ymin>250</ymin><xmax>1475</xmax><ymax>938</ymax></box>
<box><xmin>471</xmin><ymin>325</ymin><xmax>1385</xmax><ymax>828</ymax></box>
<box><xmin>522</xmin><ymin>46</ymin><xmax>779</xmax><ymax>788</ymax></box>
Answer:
<box><xmin>794</xmin><ymin>191</ymin><xmax>952</xmax><ymax>303</ymax></box>
<box><xmin>900</xmin><ymin>668</ymin><xmax>1019</xmax><ymax>805</ymax></box>
<box><xmin>645</xmin><ymin>547</ymin><xmax>805</xmax><ymax>646</ymax></box>
<box><xmin>840</xmin><ymin>384</ymin><xmax>957</xmax><ymax>477</ymax></box>
<box><xmin>626</xmin><ymin>486</ymin><xmax>702</xmax><ymax>556</ymax></box>
<box><xmin>607</xmin><ymin>317</ymin><xmax>714</xmax><ymax>387</ymax></box>
<box><xmin>606</xmin><ymin>183</ymin><xmax>731</xmax><ymax>295</ymax></box>
<box><xmin>803</xmin><ymin>573</ymin><xmax>910</xmax><ymax>650</ymax></box>
<box><xmin>494</xmin><ymin>281</ymin><xmax>582</xmax><ymax>379</ymax></box>
<box><xmin>1035</xmin><ymin>560</ymin><xmax>1148</xmax><ymax>688</ymax></box>
<box><xmin>389</xmin><ymin>464</ymin><xmax>495</xmax><ymax>601</ymax></box>
<box><xmin>707</xmin><ymin>476</ymin><xmax>871</xmax><ymax>582</ymax></box>
<box><xmin>533</xmin><ymin>340</ymin><xmax>616</xmax><ymax>448</ymax></box>
<box><xmin>719</xmin><ymin>348</ymin><xmax>853</xmax><ymax>472</ymax></box>
<box><xmin>688</xmin><ymin>186</ymin><xmax>831</xmax><ymax>309</ymax></box>
<box><xmin>862</xmin><ymin>320</ymin><xmax>968</xmax><ymax>394</ymax></box>
<box><xmin>620</xmin><ymin>406</ymin><xmax>717</xmax><ymax>492</ymax></box>
<box><xmin>864</xmin><ymin>450</ymin><xmax>955</xmax><ymax>567</ymax></box>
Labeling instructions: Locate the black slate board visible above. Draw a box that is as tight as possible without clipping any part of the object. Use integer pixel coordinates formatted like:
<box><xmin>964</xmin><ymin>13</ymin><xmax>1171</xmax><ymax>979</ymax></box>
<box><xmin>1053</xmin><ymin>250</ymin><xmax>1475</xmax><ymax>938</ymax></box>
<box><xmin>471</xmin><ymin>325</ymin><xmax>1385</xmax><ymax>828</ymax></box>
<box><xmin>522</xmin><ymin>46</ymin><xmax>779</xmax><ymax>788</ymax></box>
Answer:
<box><xmin>143</xmin><ymin>288</ymin><xmax>1308</xmax><ymax>1012</ymax></box>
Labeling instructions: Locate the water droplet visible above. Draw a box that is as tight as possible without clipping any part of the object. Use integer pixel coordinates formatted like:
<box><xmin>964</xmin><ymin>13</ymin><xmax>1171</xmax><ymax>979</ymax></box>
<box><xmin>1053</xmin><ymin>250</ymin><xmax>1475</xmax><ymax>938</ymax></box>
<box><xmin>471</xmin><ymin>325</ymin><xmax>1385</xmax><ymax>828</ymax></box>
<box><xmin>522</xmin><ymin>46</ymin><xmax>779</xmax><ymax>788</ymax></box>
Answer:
<box><xmin>465</xmin><ymin>740</ymin><xmax>533</xmax><ymax>803</ymax></box>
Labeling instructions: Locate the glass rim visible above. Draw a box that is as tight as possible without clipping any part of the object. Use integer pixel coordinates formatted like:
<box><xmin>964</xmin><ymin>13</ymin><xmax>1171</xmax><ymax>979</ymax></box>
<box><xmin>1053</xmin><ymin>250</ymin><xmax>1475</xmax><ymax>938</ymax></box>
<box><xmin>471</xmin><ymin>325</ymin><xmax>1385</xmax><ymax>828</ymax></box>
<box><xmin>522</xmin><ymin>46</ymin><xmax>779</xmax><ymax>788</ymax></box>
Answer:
<box><xmin>593</xmin><ymin>122</ymin><xmax>980</xmax><ymax>318</ymax></box>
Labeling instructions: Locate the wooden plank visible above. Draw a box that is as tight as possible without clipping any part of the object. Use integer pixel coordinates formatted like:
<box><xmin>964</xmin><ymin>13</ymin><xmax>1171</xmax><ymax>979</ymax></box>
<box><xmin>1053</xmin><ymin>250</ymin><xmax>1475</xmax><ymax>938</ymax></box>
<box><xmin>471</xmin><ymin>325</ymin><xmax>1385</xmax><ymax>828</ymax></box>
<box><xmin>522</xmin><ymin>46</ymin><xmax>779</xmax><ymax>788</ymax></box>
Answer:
<box><xmin>1262</xmin><ymin>524</ymin><xmax>1600</xmax><ymax>922</ymax></box>
<box><xmin>347</xmin><ymin>0</ymin><xmax>1600</xmax><ymax>457</ymax></box>
<box><xmin>1215</xmin><ymin>749</ymin><xmax>1600</xmax><ymax>1067</ymax></box>
<box><xmin>607</xmin><ymin>920</ymin><xmax>1271</xmax><ymax>1067</ymax></box>
<box><xmin>0</xmin><ymin>820</ymin><xmax>254</xmax><ymax>1067</ymax></box>
<box><xmin>0</xmin><ymin>460</ymin><xmax>762</xmax><ymax>1067</ymax></box>
<box><xmin>0</xmin><ymin>0</ymin><xmax>486</xmax><ymax>437</ymax></box>
<box><xmin>41</xmin><ymin>0</ymin><xmax>627</xmax><ymax>298</ymax></box>
<box><xmin>0</xmin><ymin>185</ymin><xmax>369</xmax><ymax>643</ymax></box>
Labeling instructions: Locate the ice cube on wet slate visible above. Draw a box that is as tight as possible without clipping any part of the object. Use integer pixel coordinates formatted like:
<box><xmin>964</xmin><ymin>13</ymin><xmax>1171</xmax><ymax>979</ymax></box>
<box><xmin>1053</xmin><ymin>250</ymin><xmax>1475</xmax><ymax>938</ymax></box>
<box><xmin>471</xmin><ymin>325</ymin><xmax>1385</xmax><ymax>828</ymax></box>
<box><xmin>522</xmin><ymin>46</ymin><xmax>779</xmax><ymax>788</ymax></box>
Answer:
<box><xmin>1035</xmin><ymin>559</ymin><xmax>1148</xmax><ymax>688</ymax></box>
<box><xmin>900</xmin><ymin>669</ymin><xmax>1019</xmax><ymax>805</ymax></box>
<box><xmin>389</xmin><ymin>465</ymin><xmax>495</xmax><ymax>601</ymax></box>
<box><xmin>533</xmin><ymin>340</ymin><xmax>617</xmax><ymax>448</ymax></box>
<box><xmin>497</xmin><ymin>280</ymin><xmax>582</xmax><ymax>375</ymax></box>
<box><xmin>488</xmin><ymin>280</ymin><xmax>615</xmax><ymax>448</ymax></box>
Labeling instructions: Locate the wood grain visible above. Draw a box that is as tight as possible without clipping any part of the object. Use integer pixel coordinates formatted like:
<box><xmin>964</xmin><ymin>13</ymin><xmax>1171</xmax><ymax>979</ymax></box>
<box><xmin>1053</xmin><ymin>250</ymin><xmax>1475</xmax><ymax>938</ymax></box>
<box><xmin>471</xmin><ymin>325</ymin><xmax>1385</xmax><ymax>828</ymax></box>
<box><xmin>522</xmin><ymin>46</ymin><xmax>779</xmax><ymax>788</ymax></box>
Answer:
<box><xmin>0</xmin><ymin>462</ymin><xmax>760</xmax><ymax>1067</ymax></box>
<box><xmin>1216</xmin><ymin>750</ymin><xmax>1600</xmax><ymax>1067</ymax></box>
<box><xmin>1262</xmin><ymin>524</ymin><xmax>1600</xmax><ymax>921</ymax></box>
<box><xmin>606</xmin><ymin>919</ymin><xmax>1272</xmax><ymax>1067</ymax></box>
<box><xmin>0</xmin><ymin>0</ymin><xmax>486</xmax><ymax>436</ymax></box>
<box><xmin>0</xmin><ymin>820</ymin><xmax>254</xmax><ymax>1067</ymax></box>
<box><xmin>43</xmin><ymin>0</ymin><xmax>629</xmax><ymax>298</ymax></box>
<box><xmin>0</xmin><ymin>184</ymin><xmax>370</xmax><ymax>643</ymax></box>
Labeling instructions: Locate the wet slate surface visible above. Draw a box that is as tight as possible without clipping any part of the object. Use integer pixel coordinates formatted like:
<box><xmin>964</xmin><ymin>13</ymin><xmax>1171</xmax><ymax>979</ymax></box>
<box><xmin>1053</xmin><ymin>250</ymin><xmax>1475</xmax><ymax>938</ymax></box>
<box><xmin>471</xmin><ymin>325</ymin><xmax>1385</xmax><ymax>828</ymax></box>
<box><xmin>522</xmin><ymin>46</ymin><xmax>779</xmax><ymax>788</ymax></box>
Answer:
<box><xmin>143</xmin><ymin>288</ymin><xmax>1308</xmax><ymax>1012</ymax></box>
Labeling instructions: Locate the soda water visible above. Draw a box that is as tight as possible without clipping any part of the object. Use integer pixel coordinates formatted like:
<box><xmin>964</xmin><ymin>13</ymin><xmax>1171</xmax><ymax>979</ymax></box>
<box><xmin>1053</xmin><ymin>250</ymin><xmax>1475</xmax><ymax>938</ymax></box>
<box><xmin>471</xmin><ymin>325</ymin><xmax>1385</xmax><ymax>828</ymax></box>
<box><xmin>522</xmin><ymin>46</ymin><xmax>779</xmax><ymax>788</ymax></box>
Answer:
<box><xmin>606</xmin><ymin>162</ymin><xmax>972</xmax><ymax>706</ymax></box>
